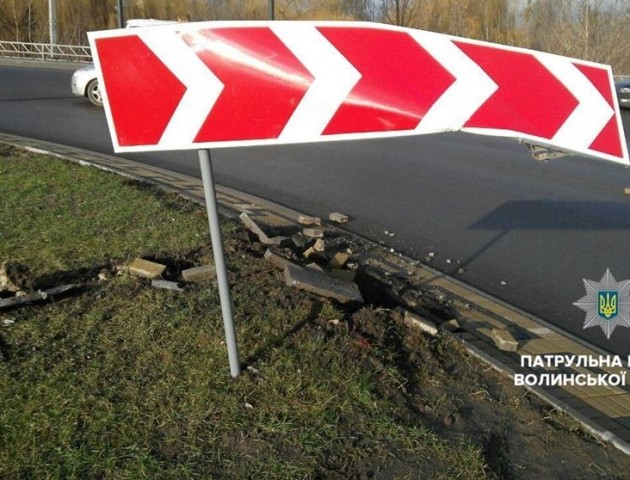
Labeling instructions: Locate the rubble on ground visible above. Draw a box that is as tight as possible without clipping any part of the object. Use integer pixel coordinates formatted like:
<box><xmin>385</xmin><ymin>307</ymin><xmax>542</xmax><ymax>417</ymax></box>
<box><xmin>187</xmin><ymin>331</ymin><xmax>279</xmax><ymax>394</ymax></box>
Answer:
<box><xmin>182</xmin><ymin>264</ymin><xmax>216</xmax><ymax>283</ymax></box>
<box><xmin>329</xmin><ymin>212</ymin><xmax>349</xmax><ymax>224</ymax></box>
<box><xmin>302</xmin><ymin>228</ymin><xmax>325</xmax><ymax>239</ymax></box>
<box><xmin>0</xmin><ymin>284</ymin><xmax>79</xmax><ymax>310</ymax></box>
<box><xmin>240</xmin><ymin>212</ymin><xmax>290</xmax><ymax>246</ymax></box>
<box><xmin>128</xmin><ymin>258</ymin><xmax>166</xmax><ymax>279</ymax></box>
<box><xmin>284</xmin><ymin>264</ymin><xmax>363</xmax><ymax>304</ymax></box>
<box><xmin>490</xmin><ymin>328</ymin><xmax>519</xmax><ymax>352</ymax></box>
<box><xmin>151</xmin><ymin>279</ymin><xmax>184</xmax><ymax>292</ymax></box>
<box><xmin>264</xmin><ymin>249</ymin><xmax>296</xmax><ymax>270</ymax></box>
<box><xmin>297</xmin><ymin>215</ymin><xmax>321</xmax><ymax>226</ymax></box>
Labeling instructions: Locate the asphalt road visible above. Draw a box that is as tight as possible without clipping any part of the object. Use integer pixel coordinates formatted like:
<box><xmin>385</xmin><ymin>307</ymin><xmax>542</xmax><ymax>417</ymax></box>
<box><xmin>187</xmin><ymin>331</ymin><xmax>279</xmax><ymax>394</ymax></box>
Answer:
<box><xmin>2</xmin><ymin>63</ymin><xmax>630</xmax><ymax>356</ymax></box>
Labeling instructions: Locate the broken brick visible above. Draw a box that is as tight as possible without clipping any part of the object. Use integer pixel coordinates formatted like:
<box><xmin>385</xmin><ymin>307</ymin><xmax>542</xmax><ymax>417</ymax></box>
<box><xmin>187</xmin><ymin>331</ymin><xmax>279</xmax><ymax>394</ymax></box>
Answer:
<box><xmin>182</xmin><ymin>264</ymin><xmax>217</xmax><ymax>283</ymax></box>
<box><xmin>151</xmin><ymin>279</ymin><xmax>184</xmax><ymax>292</ymax></box>
<box><xmin>128</xmin><ymin>258</ymin><xmax>166</xmax><ymax>279</ymax></box>
<box><xmin>298</xmin><ymin>215</ymin><xmax>322</xmax><ymax>226</ymax></box>
<box><xmin>439</xmin><ymin>319</ymin><xmax>460</xmax><ymax>333</ymax></box>
<box><xmin>313</xmin><ymin>239</ymin><xmax>326</xmax><ymax>252</ymax></box>
<box><xmin>402</xmin><ymin>310</ymin><xmax>438</xmax><ymax>336</ymax></box>
<box><xmin>303</xmin><ymin>247</ymin><xmax>327</xmax><ymax>263</ymax></box>
<box><xmin>240</xmin><ymin>212</ymin><xmax>290</xmax><ymax>246</ymax></box>
<box><xmin>329</xmin><ymin>212</ymin><xmax>349</xmax><ymax>224</ymax></box>
<box><xmin>328</xmin><ymin>252</ymin><xmax>350</xmax><ymax>269</ymax></box>
<box><xmin>303</xmin><ymin>228</ymin><xmax>325</xmax><ymax>239</ymax></box>
<box><xmin>490</xmin><ymin>328</ymin><xmax>519</xmax><ymax>352</ymax></box>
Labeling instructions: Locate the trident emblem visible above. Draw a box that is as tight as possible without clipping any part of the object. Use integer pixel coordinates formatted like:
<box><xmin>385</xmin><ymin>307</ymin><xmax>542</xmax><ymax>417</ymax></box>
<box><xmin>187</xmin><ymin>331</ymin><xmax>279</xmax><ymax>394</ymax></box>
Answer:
<box><xmin>598</xmin><ymin>291</ymin><xmax>618</xmax><ymax>319</ymax></box>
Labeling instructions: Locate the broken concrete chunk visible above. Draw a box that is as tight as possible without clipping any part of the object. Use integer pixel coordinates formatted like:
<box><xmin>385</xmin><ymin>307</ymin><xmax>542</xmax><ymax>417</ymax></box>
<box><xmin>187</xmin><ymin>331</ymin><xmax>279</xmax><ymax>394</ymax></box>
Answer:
<box><xmin>291</xmin><ymin>233</ymin><xmax>312</xmax><ymax>250</ymax></box>
<box><xmin>328</xmin><ymin>252</ymin><xmax>350</xmax><ymax>270</ymax></box>
<box><xmin>264</xmin><ymin>249</ymin><xmax>295</xmax><ymax>271</ymax></box>
<box><xmin>303</xmin><ymin>246</ymin><xmax>326</xmax><ymax>260</ymax></box>
<box><xmin>239</xmin><ymin>213</ymin><xmax>290</xmax><ymax>246</ymax></box>
<box><xmin>402</xmin><ymin>310</ymin><xmax>438</xmax><ymax>336</ymax></box>
<box><xmin>273</xmin><ymin>236</ymin><xmax>292</xmax><ymax>247</ymax></box>
<box><xmin>128</xmin><ymin>258</ymin><xmax>166</xmax><ymax>279</ymax></box>
<box><xmin>182</xmin><ymin>264</ymin><xmax>217</xmax><ymax>283</ymax></box>
<box><xmin>303</xmin><ymin>228</ymin><xmax>325</xmax><ymax>239</ymax></box>
<box><xmin>0</xmin><ymin>284</ymin><xmax>79</xmax><ymax>310</ymax></box>
<box><xmin>284</xmin><ymin>264</ymin><xmax>363</xmax><ymax>304</ymax></box>
<box><xmin>255</xmin><ymin>214</ymin><xmax>295</xmax><ymax>229</ymax></box>
<box><xmin>0</xmin><ymin>293</ymin><xmax>44</xmax><ymax>309</ymax></box>
<box><xmin>298</xmin><ymin>215</ymin><xmax>321</xmax><ymax>226</ymax></box>
<box><xmin>306</xmin><ymin>263</ymin><xmax>324</xmax><ymax>272</ymax></box>
<box><xmin>264</xmin><ymin>235</ymin><xmax>290</xmax><ymax>247</ymax></box>
<box><xmin>490</xmin><ymin>328</ymin><xmax>519</xmax><ymax>352</ymax></box>
<box><xmin>439</xmin><ymin>319</ymin><xmax>460</xmax><ymax>333</ymax></box>
<box><xmin>240</xmin><ymin>212</ymin><xmax>267</xmax><ymax>238</ymax></box>
<box><xmin>330</xmin><ymin>268</ymin><xmax>357</xmax><ymax>283</ymax></box>
<box><xmin>313</xmin><ymin>239</ymin><xmax>326</xmax><ymax>252</ymax></box>
<box><xmin>329</xmin><ymin>212</ymin><xmax>349</xmax><ymax>224</ymax></box>
<box><xmin>151</xmin><ymin>279</ymin><xmax>184</xmax><ymax>292</ymax></box>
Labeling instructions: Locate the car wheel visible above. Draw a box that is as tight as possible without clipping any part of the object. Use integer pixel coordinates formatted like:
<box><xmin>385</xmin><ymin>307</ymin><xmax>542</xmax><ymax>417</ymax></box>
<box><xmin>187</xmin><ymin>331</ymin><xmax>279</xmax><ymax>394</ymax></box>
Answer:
<box><xmin>86</xmin><ymin>79</ymin><xmax>103</xmax><ymax>107</ymax></box>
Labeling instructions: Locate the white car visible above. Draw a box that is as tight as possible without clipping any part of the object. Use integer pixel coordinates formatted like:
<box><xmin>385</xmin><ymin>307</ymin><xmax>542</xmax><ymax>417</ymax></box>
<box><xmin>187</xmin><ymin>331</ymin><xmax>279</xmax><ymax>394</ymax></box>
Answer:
<box><xmin>71</xmin><ymin>64</ymin><xmax>101</xmax><ymax>106</ymax></box>
<box><xmin>71</xmin><ymin>19</ymin><xmax>177</xmax><ymax>106</ymax></box>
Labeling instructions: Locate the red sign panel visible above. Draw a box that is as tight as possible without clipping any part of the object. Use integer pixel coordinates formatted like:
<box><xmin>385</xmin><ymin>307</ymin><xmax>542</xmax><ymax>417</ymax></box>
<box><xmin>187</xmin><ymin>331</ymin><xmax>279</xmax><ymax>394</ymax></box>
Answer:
<box><xmin>89</xmin><ymin>21</ymin><xmax>628</xmax><ymax>164</ymax></box>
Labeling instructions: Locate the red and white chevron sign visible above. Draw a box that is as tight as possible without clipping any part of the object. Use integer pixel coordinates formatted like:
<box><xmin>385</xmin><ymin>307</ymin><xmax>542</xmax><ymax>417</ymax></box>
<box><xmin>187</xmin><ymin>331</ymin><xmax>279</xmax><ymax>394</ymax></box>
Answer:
<box><xmin>88</xmin><ymin>21</ymin><xmax>628</xmax><ymax>164</ymax></box>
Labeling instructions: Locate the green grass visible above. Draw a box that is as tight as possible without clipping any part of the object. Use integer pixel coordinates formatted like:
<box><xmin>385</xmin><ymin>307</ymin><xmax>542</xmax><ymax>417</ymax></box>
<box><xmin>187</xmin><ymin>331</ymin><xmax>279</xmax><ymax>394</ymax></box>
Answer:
<box><xmin>0</xmin><ymin>148</ymin><xmax>494</xmax><ymax>479</ymax></box>
<box><xmin>0</xmin><ymin>146</ymin><xmax>208</xmax><ymax>276</ymax></box>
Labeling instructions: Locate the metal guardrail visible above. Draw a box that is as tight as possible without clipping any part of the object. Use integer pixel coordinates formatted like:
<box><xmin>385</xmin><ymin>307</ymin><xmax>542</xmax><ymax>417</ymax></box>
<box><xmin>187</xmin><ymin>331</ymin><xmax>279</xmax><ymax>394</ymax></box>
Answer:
<box><xmin>0</xmin><ymin>41</ymin><xmax>91</xmax><ymax>63</ymax></box>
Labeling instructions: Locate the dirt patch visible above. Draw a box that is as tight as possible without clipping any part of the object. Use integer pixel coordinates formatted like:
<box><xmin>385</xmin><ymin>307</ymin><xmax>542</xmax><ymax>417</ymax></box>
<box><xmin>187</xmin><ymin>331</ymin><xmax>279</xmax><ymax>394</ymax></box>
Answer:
<box><xmin>329</xmin><ymin>304</ymin><xmax>630</xmax><ymax>479</ymax></box>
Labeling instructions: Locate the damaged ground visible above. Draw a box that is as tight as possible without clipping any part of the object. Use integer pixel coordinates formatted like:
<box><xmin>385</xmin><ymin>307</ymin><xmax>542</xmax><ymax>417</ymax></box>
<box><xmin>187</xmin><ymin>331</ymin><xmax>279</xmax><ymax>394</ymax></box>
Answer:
<box><xmin>2</xmin><ymin>147</ymin><xmax>630</xmax><ymax>479</ymax></box>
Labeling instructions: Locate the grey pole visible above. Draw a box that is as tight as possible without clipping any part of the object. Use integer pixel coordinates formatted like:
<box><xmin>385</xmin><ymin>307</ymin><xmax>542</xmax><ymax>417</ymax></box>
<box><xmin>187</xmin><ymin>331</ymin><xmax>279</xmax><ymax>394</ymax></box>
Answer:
<box><xmin>117</xmin><ymin>0</ymin><xmax>124</xmax><ymax>29</ymax></box>
<box><xmin>269</xmin><ymin>0</ymin><xmax>275</xmax><ymax>20</ymax></box>
<box><xmin>198</xmin><ymin>149</ymin><xmax>241</xmax><ymax>378</ymax></box>
<box><xmin>48</xmin><ymin>0</ymin><xmax>57</xmax><ymax>47</ymax></box>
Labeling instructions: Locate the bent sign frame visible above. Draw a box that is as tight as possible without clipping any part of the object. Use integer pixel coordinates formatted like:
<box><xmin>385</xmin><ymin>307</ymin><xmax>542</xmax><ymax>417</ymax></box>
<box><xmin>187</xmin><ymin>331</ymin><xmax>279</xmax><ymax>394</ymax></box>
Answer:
<box><xmin>88</xmin><ymin>21</ymin><xmax>628</xmax><ymax>165</ymax></box>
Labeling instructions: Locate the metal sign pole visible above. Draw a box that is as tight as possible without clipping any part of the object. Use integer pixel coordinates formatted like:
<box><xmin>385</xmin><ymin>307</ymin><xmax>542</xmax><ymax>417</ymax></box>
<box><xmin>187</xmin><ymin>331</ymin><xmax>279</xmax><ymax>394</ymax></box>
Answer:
<box><xmin>198</xmin><ymin>149</ymin><xmax>241</xmax><ymax>378</ymax></box>
<box><xmin>116</xmin><ymin>0</ymin><xmax>124</xmax><ymax>29</ymax></box>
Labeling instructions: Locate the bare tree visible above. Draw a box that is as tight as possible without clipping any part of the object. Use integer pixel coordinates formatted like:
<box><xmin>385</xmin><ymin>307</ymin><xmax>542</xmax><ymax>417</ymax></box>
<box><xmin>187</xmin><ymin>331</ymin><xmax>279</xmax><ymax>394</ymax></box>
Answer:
<box><xmin>524</xmin><ymin>0</ymin><xmax>630</xmax><ymax>74</ymax></box>
<box><xmin>381</xmin><ymin>0</ymin><xmax>419</xmax><ymax>26</ymax></box>
<box><xmin>0</xmin><ymin>0</ymin><xmax>626</xmax><ymax>76</ymax></box>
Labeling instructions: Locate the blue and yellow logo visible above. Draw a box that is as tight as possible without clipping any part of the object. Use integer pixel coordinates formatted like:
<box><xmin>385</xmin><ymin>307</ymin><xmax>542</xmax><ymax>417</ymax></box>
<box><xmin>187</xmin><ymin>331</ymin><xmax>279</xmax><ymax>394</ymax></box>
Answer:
<box><xmin>598</xmin><ymin>291</ymin><xmax>618</xmax><ymax>319</ymax></box>
<box><xmin>574</xmin><ymin>269</ymin><xmax>630</xmax><ymax>339</ymax></box>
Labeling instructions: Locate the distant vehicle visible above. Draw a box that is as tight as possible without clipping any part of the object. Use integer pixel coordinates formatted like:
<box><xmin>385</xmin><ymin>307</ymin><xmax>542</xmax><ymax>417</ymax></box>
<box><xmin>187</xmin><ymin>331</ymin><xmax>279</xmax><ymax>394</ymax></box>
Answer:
<box><xmin>71</xmin><ymin>19</ymin><xmax>178</xmax><ymax>106</ymax></box>
<box><xmin>71</xmin><ymin>64</ymin><xmax>101</xmax><ymax>106</ymax></box>
<box><xmin>616</xmin><ymin>79</ymin><xmax>630</xmax><ymax>109</ymax></box>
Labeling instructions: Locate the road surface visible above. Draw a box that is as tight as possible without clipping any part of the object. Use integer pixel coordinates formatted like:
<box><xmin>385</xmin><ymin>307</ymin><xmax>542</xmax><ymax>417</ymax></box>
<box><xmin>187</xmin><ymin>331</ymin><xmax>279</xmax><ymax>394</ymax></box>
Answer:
<box><xmin>2</xmin><ymin>63</ymin><xmax>630</xmax><ymax>355</ymax></box>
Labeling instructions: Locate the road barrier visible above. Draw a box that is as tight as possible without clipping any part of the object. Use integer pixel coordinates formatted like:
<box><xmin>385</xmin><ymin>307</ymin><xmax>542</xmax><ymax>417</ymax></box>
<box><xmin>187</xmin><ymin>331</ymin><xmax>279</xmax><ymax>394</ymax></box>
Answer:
<box><xmin>0</xmin><ymin>41</ymin><xmax>91</xmax><ymax>63</ymax></box>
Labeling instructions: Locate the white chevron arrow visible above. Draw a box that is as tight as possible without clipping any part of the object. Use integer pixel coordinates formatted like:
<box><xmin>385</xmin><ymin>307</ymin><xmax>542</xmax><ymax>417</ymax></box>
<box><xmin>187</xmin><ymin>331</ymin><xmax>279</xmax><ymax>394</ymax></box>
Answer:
<box><xmin>138</xmin><ymin>29</ymin><xmax>224</xmax><ymax>147</ymax></box>
<box><xmin>409</xmin><ymin>31</ymin><xmax>498</xmax><ymax>134</ymax></box>
<box><xmin>535</xmin><ymin>53</ymin><xmax>613</xmax><ymax>150</ymax></box>
<box><xmin>271</xmin><ymin>24</ymin><xmax>361</xmax><ymax>140</ymax></box>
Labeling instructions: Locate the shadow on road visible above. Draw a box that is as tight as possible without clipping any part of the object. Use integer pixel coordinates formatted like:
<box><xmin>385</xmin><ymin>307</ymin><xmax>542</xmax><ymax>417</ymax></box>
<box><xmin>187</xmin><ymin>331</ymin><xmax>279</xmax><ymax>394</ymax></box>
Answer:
<box><xmin>469</xmin><ymin>200</ymin><xmax>630</xmax><ymax>230</ymax></box>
